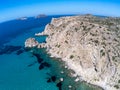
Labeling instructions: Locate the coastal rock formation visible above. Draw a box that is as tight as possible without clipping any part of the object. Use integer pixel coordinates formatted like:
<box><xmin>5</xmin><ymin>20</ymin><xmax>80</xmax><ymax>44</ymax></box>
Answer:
<box><xmin>25</xmin><ymin>38</ymin><xmax>39</xmax><ymax>48</ymax></box>
<box><xmin>26</xmin><ymin>15</ymin><xmax>120</xmax><ymax>90</ymax></box>
<box><xmin>25</xmin><ymin>38</ymin><xmax>46</xmax><ymax>48</ymax></box>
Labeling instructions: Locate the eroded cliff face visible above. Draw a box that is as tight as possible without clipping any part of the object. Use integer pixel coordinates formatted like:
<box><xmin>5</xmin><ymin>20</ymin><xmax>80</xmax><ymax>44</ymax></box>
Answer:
<box><xmin>25</xmin><ymin>15</ymin><xmax>120</xmax><ymax>90</ymax></box>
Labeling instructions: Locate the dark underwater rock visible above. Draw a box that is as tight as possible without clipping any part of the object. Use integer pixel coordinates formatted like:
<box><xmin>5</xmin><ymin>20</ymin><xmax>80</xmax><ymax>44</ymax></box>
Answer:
<box><xmin>16</xmin><ymin>49</ymin><xmax>24</xmax><ymax>55</ymax></box>
<box><xmin>42</xmin><ymin>62</ymin><xmax>51</xmax><ymax>67</ymax></box>
<box><xmin>39</xmin><ymin>64</ymin><xmax>44</xmax><ymax>70</ymax></box>
<box><xmin>32</xmin><ymin>53</ymin><xmax>43</xmax><ymax>63</ymax></box>
<box><xmin>51</xmin><ymin>76</ymin><xmax>56</xmax><ymax>82</ymax></box>
<box><xmin>0</xmin><ymin>45</ymin><xmax>22</xmax><ymax>55</ymax></box>
<box><xmin>56</xmin><ymin>81</ymin><xmax>62</xmax><ymax>90</ymax></box>
<box><xmin>39</xmin><ymin>62</ymin><xmax>51</xmax><ymax>70</ymax></box>
<box><xmin>46</xmin><ymin>75</ymin><xmax>56</xmax><ymax>83</ymax></box>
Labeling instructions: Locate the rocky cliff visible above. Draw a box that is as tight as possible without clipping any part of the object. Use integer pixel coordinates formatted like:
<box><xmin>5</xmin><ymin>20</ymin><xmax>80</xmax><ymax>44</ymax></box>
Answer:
<box><xmin>25</xmin><ymin>14</ymin><xmax>120</xmax><ymax>90</ymax></box>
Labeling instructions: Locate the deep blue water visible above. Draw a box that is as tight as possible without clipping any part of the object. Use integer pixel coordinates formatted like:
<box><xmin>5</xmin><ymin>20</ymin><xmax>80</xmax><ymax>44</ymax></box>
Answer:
<box><xmin>0</xmin><ymin>15</ymin><xmax>67</xmax><ymax>45</ymax></box>
<box><xmin>0</xmin><ymin>15</ymin><xmax>102</xmax><ymax>90</ymax></box>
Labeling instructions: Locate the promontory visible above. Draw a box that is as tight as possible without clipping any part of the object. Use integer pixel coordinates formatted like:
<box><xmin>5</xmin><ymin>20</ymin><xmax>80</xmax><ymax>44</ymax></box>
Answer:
<box><xmin>25</xmin><ymin>14</ymin><xmax>120</xmax><ymax>90</ymax></box>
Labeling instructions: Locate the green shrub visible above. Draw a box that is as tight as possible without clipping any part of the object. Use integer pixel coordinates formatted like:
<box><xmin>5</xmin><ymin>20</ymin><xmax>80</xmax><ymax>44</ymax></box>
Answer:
<box><xmin>118</xmin><ymin>80</ymin><xmax>120</xmax><ymax>83</ymax></box>
<box><xmin>94</xmin><ymin>40</ymin><xmax>99</xmax><ymax>44</ymax></box>
<box><xmin>65</xmin><ymin>40</ymin><xmax>68</xmax><ymax>43</ymax></box>
<box><xmin>100</xmin><ymin>50</ymin><xmax>105</xmax><ymax>56</ymax></box>
<box><xmin>70</xmin><ymin>55</ymin><xmax>74</xmax><ymax>59</ymax></box>
<box><xmin>57</xmin><ymin>45</ymin><xmax>61</xmax><ymax>48</ymax></box>
<box><xmin>112</xmin><ymin>56</ymin><xmax>116</xmax><ymax>61</ymax></box>
<box><xmin>55</xmin><ymin>44</ymin><xmax>61</xmax><ymax>48</ymax></box>
<box><xmin>114</xmin><ymin>85</ymin><xmax>119</xmax><ymax>89</ymax></box>
<box><xmin>102</xmin><ymin>52</ymin><xmax>105</xmax><ymax>56</ymax></box>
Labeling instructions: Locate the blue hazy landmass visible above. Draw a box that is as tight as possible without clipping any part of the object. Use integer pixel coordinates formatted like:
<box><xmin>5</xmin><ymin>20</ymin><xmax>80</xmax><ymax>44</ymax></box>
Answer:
<box><xmin>0</xmin><ymin>0</ymin><xmax>120</xmax><ymax>22</ymax></box>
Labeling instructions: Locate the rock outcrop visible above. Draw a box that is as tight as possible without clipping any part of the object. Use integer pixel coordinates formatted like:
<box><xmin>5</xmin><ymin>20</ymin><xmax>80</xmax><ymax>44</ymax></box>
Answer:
<box><xmin>25</xmin><ymin>38</ymin><xmax>46</xmax><ymax>48</ymax></box>
<box><xmin>25</xmin><ymin>38</ymin><xmax>39</xmax><ymax>48</ymax></box>
<box><xmin>26</xmin><ymin>15</ymin><xmax>120</xmax><ymax>90</ymax></box>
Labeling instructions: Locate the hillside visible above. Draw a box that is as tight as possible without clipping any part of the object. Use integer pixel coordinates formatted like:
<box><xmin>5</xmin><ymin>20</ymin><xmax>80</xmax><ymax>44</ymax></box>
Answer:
<box><xmin>25</xmin><ymin>14</ymin><xmax>120</xmax><ymax>90</ymax></box>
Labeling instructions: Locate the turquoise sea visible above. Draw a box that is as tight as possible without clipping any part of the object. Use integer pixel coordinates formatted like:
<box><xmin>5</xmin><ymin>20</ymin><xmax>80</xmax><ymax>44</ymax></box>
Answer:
<box><xmin>0</xmin><ymin>15</ymin><xmax>103</xmax><ymax>90</ymax></box>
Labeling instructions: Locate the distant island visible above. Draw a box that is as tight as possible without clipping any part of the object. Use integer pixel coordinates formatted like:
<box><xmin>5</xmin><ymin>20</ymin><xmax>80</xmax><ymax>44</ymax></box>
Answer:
<box><xmin>16</xmin><ymin>17</ymin><xmax>28</xmax><ymax>20</ymax></box>
<box><xmin>16</xmin><ymin>14</ymin><xmax>46</xmax><ymax>20</ymax></box>
<box><xmin>35</xmin><ymin>14</ymin><xmax>47</xmax><ymax>18</ymax></box>
<box><xmin>25</xmin><ymin>14</ymin><xmax>120</xmax><ymax>90</ymax></box>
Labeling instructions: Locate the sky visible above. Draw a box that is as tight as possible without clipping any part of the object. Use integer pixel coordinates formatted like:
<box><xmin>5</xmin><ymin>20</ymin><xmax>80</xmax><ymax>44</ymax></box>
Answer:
<box><xmin>0</xmin><ymin>0</ymin><xmax>120</xmax><ymax>22</ymax></box>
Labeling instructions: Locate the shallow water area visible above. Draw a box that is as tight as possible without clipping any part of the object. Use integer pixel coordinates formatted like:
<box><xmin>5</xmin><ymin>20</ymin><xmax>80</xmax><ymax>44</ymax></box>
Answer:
<box><xmin>0</xmin><ymin>27</ymin><xmax>58</xmax><ymax>90</ymax></box>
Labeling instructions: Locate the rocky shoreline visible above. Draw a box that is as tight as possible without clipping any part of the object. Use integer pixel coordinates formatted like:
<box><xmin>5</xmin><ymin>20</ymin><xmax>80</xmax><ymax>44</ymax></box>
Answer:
<box><xmin>25</xmin><ymin>14</ymin><xmax>120</xmax><ymax>90</ymax></box>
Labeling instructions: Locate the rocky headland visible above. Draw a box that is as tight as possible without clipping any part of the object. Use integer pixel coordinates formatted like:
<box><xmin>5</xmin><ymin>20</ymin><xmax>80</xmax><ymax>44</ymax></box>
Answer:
<box><xmin>25</xmin><ymin>14</ymin><xmax>120</xmax><ymax>90</ymax></box>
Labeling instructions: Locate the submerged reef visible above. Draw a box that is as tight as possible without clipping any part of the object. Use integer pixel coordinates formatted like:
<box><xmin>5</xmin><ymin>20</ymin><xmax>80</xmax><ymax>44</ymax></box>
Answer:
<box><xmin>0</xmin><ymin>45</ymin><xmax>22</xmax><ymax>55</ymax></box>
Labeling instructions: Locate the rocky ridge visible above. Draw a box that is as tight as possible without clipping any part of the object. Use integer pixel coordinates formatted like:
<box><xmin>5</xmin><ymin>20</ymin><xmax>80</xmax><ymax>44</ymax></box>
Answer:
<box><xmin>25</xmin><ymin>14</ymin><xmax>120</xmax><ymax>90</ymax></box>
